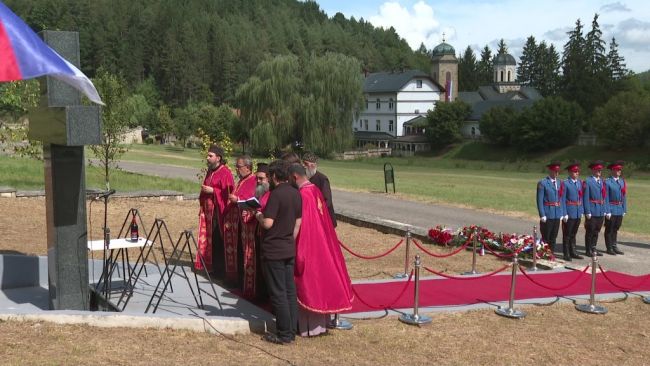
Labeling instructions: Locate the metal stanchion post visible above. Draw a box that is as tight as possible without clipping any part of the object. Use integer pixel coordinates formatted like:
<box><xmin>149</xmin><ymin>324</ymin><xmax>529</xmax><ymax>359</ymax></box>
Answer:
<box><xmin>399</xmin><ymin>255</ymin><xmax>432</xmax><ymax>325</ymax></box>
<box><xmin>327</xmin><ymin>313</ymin><xmax>353</xmax><ymax>330</ymax></box>
<box><xmin>462</xmin><ymin>234</ymin><xmax>480</xmax><ymax>275</ymax></box>
<box><xmin>530</xmin><ymin>226</ymin><xmax>539</xmax><ymax>272</ymax></box>
<box><xmin>495</xmin><ymin>253</ymin><xmax>526</xmax><ymax>319</ymax></box>
<box><xmin>394</xmin><ymin>228</ymin><xmax>411</xmax><ymax>279</ymax></box>
<box><xmin>575</xmin><ymin>252</ymin><xmax>607</xmax><ymax>314</ymax></box>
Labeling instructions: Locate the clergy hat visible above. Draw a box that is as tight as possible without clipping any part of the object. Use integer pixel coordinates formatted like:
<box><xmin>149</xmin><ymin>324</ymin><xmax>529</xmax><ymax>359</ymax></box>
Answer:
<box><xmin>546</xmin><ymin>161</ymin><xmax>561</xmax><ymax>171</ymax></box>
<box><xmin>607</xmin><ymin>160</ymin><xmax>625</xmax><ymax>171</ymax></box>
<box><xmin>208</xmin><ymin>144</ymin><xmax>224</xmax><ymax>157</ymax></box>
<box><xmin>256</xmin><ymin>162</ymin><xmax>269</xmax><ymax>175</ymax></box>
<box><xmin>588</xmin><ymin>160</ymin><xmax>605</xmax><ymax>170</ymax></box>
<box><xmin>565</xmin><ymin>161</ymin><xmax>580</xmax><ymax>172</ymax></box>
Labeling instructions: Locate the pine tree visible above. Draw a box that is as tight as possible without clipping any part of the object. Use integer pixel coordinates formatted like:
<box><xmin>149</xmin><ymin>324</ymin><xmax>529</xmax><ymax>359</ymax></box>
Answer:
<box><xmin>477</xmin><ymin>45</ymin><xmax>494</xmax><ymax>85</ymax></box>
<box><xmin>607</xmin><ymin>37</ymin><xmax>627</xmax><ymax>80</ymax></box>
<box><xmin>518</xmin><ymin>36</ymin><xmax>537</xmax><ymax>86</ymax></box>
<box><xmin>562</xmin><ymin>19</ymin><xmax>590</xmax><ymax>112</ymax></box>
<box><xmin>537</xmin><ymin>43</ymin><xmax>561</xmax><ymax>96</ymax></box>
<box><xmin>458</xmin><ymin>46</ymin><xmax>478</xmax><ymax>91</ymax></box>
<box><xmin>497</xmin><ymin>39</ymin><xmax>508</xmax><ymax>55</ymax></box>
<box><xmin>584</xmin><ymin>13</ymin><xmax>610</xmax><ymax>112</ymax></box>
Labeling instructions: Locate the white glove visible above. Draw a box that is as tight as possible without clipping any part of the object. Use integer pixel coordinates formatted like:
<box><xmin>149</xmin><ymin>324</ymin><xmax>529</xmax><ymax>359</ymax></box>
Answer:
<box><xmin>586</xmin><ymin>214</ymin><xmax>592</xmax><ymax>219</ymax></box>
<box><xmin>562</xmin><ymin>215</ymin><xmax>568</xmax><ymax>223</ymax></box>
<box><xmin>606</xmin><ymin>213</ymin><xmax>612</xmax><ymax>220</ymax></box>
<box><xmin>540</xmin><ymin>216</ymin><xmax>547</xmax><ymax>223</ymax></box>
<box><xmin>623</xmin><ymin>213</ymin><xmax>626</xmax><ymax>216</ymax></box>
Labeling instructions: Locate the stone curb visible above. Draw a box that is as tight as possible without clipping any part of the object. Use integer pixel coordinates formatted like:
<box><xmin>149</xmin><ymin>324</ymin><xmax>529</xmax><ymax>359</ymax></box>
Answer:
<box><xmin>0</xmin><ymin>311</ymin><xmax>253</xmax><ymax>335</ymax></box>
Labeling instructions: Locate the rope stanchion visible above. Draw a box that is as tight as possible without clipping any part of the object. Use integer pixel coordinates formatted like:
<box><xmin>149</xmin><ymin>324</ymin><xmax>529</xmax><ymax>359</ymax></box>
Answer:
<box><xmin>462</xmin><ymin>234</ymin><xmax>480</xmax><ymax>275</ymax></box>
<box><xmin>339</xmin><ymin>239</ymin><xmax>404</xmax><ymax>260</ymax></box>
<box><xmin>575</xmin><ymin>252</ymin><xmax>607</xmax><ymax>314</ymax></box>
<box><xmin>394</xmin><ymin>229</ymin><xmax>412</xmax><ymax>279</ymax></box>
<box><xmin>597</xmin><ymin>264</ymin><xmax>650</xmax><ymax>291</ymax></box>
<box><xmin>399</xmin><ymin>255</ymin><xmax>432</xmax><ymax>325</ymax></box>
<box><xmin>424</xmin><ymin>264</ymin><xmax>510</xmax><ymax>280</ymax></box>
<box><xmin>520</xmin><ymin>266</ymin><xmax>590</xmax><ymax>291</ymax></box>
<box><xmin>412</xmin><ymin>238</ymin><xmax>472</xmax><ymax>258</ymax></box>
<box><xmin>328</xmin><ymin>314</ymin><xmax>353</xmax><ymax>330</ymax></box>
<box><xmin>351</xmin><ymin>270</ymin><xmax>414</xmax><ymax>310</ymax></box>
<box><xmin>530</xmin><ymin>225</ymin><xmax>539</xmax><ymax>272</ymax></box>
<box><xmin>495</xmin><ymin>253</ymin><xmax>526</xmax><ymax>319</ymax></box>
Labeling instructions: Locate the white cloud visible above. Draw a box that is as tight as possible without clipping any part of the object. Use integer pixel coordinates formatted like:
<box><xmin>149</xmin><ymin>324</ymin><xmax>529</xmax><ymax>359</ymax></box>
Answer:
<box><xmin>616</xmin><ymin>18</ymin><xmax>650</xmax><ymax>51</ymax></box>
<box><xmin>544</xmin><ymin>27</ymin><xmax>573</xmax><ymax>41</ymax></box>
<box><xmin>600</xmin><ymin>2</ymin><xmax>631</xmax><ymax>13</ymax></box>
<box><xmin>368</xmin><ymin>1</ymin><xmax>443</xmax><ymax>49</ymax></box>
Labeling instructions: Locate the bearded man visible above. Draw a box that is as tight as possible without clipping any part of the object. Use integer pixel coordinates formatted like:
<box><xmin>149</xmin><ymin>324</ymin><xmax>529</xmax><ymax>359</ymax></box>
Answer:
<box><xmin>223</xmin><ymin>155</ymin><xmax>257</xmax><ymax>290</ymax></box>
<box><xmin>289</xmin><ymin>164</ymin><xmax>353</xmax><ymax>337</ymax></box>
<box><xmin>302</xmin><ymin>151</ymin><xmax>336</xmax><ymax>227</ymax></box>
<box><xmin>196</xmin><ymin>145</ymin><xmax>234</xmax><ymax>274</ymax></box>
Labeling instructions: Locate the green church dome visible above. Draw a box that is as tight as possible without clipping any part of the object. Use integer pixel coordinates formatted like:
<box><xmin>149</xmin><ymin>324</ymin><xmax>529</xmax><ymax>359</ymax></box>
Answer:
<box><xmin>431</xmin><ymin>42</ymin><xmax>455</xmax><ymax>56</ymax></box>
<box><xmin>494</xmin><ymin>53</ymin><xmax>517</xmax><ymax>65</ymax></box>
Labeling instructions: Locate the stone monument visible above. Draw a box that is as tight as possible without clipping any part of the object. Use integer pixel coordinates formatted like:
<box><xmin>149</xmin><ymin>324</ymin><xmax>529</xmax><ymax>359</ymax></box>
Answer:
<box><xmin>28</xmin><ymin>31</ymin><xmax>102</xmax><ymax>310</ymax></box>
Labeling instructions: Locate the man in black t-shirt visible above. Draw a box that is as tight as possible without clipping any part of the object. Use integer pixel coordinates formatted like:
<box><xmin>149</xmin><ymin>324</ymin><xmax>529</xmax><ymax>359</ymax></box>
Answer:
<box><xmin>252</xmin><ymin>159</ymin><xmax>302</xmax><ymax>344</ymax></box>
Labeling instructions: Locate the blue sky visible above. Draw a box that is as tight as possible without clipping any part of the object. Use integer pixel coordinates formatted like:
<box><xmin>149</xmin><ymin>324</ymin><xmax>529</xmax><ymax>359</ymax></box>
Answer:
<box><xmin>313</xmin><ymin>0</ymin><xmax>650</xmax><ymax>72</ymax></box>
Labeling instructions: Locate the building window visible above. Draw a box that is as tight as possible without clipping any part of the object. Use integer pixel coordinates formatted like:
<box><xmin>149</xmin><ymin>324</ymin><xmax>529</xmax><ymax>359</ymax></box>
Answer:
<box><xmin>416</xmin><ymin>80</ymin><xmax>422</xmax><ymax>88</ymax></box>
<box><xmin>376</xmin><ymin>98</ymin><xmax>381</xmax><ymax>110</ymax></box>
<box><xmin>414</xmin><ymin>109</ymin><xmax>420</xmax><ymax>114</ymax></box>
<box><xmin>507</xmin><ymin>70</ymin><xmax>511</xmax><ymax>82</ymax></box>
<box><xmin>364</xmin><ymin>120</ymin><xmax>368</xmax><ymax>130</ymax></box>
<box><xmin>389</xmin><ymin>98</ymin><xmax>394</xmax><ymax>110</ymax></box>
<box><xmin>500</xmin><ymin>70</ymin><xmax>504</xmax><ymax>82</ymax></box>
<box><xmin>376</xmin><ymin>120</ymin><xmax>381</xmax><ymax>131</ymax></box>
<box><xmin>389</xmin><ymin>120</ymin><xmax>394</xmax><ymax>132</ymax></box>
<box><xmin>359</xmin><ymin>120</ymin><xmax>362</xmax><ymax>128</ymax></box>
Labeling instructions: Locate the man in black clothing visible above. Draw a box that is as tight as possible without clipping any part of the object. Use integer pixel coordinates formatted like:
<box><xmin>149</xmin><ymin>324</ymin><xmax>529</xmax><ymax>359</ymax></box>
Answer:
<box><xmin>252</xmin><ymin>159</ymin><xmax>302</xmax><ymax>344</ymax></box>
<box><xmin>302</xmin><ymin>151</ymin><xmax>337</xmax><ymax>227</ymax></box>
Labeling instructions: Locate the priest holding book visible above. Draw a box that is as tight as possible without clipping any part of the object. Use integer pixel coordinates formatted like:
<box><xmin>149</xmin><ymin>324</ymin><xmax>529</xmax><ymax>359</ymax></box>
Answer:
<box><xmin>223</xmin><ymin>155</ymin><xmax>257</xmax><ymax>295</ymax></box>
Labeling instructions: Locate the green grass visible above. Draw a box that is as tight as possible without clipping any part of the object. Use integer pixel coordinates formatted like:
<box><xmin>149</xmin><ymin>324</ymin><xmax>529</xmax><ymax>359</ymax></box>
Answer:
<box><xmin>6</xmin><ymin>142</ymin><xmax>650</xmax><ymax>235</ymax></box>
<box><xmin>0</xmin><ymin>155</ymin><xmax>198</xmax><ymax>194</ymax></box>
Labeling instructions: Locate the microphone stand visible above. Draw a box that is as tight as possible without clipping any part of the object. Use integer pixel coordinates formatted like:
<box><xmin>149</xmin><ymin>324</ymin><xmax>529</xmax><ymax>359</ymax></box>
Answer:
<box><xmin>96</xmin><ymin>189</ymin><xmax>116</xmax><ymax>298</ymax></box>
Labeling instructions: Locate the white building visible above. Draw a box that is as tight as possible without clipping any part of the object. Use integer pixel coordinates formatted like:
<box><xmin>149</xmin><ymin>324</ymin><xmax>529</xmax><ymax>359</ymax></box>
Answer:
<box><xmin>353</xmin><ymin>70</ymin><xmax>443</xmax><ymax>153</ymax></box>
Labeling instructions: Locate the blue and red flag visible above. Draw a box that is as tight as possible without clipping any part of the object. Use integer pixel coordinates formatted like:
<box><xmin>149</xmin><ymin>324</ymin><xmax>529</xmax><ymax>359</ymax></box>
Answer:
<box><xmin>0</xmin><ymin>1</ymin><xmax>103</xmax><ymax>105</ymax></box>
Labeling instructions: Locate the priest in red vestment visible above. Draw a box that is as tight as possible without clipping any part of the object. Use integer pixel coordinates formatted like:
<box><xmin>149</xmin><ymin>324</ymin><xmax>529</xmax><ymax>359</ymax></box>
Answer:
<box><xmin>223</xmin><ymin>155</ymin><xmax>257</xmax><ymax>291</ymax></box>
<box><xmin>288</xmin><ymin>164</ymin><xmax>353</xmax><ymax>337</ymax></box>
<box><xmin>196</xmin><ymin>145</ymin><xmax>234</xmax><ymax>275</ymax></box>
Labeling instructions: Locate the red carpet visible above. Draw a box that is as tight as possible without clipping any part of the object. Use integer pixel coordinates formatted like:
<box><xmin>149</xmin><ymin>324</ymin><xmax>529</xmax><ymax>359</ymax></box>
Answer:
<box><xmin>344</xmin><ymin>269</ymin><xmax>650</xmax><ymax>314</ymax></box>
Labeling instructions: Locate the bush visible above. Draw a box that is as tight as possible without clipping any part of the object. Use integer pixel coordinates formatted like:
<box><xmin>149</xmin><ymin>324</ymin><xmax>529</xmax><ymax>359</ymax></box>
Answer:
<box><xmin>479</xmin><ymin>106</ymin><xmax>519</xmax><ymax>146</ymax></box>
<box><xmin>144</xmin><ymin>137</ymin><xmax>154</xmax><ymax>145</ymax></box>
<box><xmin>510</xmin><ymin>97</ymin><xmax>584</xmax><ymax>152</ymax></box>
<box><xmin>592</xmin><ymin>90</ymin><xmax>650</xmax><ymax>148</ymax></box>
<box><xmin>426</xmin><ymin>100</ymin><xmax>471</xmax><ymax>146</ymax></box>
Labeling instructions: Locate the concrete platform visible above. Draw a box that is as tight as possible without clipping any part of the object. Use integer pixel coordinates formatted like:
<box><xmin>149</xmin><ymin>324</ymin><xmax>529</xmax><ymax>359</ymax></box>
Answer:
<box><xmin>0</xmin><ymin>254</ymin><xmax>273</xmax><ymax>335</ymax></box>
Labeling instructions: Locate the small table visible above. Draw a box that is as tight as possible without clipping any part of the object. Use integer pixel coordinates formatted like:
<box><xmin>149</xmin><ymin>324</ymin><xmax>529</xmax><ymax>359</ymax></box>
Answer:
<box><xmin>88</xmin><ymin>237</ymin><xmax>154</xmax><ymax>295</ymax></box>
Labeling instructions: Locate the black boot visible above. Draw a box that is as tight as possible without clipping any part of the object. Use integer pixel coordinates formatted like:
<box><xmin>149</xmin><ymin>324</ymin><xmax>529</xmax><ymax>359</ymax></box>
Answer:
<box><xmin>562</xmin><ymin>243</ymin><xmax>571</xmax><ymax>261</ymax></box>
<box><xmin>570</xmin><ymin>242</ymin><xmax>583</xmax><ymax>259</ymax></box>
<box><xmin>613</xmin><ymin>246</ymin><xmax>624</xmax><ymax>255</ymax></box>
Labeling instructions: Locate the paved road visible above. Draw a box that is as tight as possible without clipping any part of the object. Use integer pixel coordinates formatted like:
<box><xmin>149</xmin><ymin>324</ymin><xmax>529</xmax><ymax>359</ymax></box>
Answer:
<box><xmin>113</xmin><ymin>160</ymin><xmax>650</xmax><ymax>274</ymax></box>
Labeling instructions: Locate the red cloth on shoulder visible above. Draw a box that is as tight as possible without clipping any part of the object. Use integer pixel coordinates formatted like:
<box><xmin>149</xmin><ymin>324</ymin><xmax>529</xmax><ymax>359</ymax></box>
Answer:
<box><xmin>295</xmin><ymin>182</ymin><xmax>353</xmax><ymax>313</ymax></box>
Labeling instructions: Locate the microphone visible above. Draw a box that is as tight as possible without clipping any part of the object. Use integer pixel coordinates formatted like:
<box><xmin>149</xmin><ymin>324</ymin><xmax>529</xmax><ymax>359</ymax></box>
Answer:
<box><xmin>93</xmin><ymin>189</ymin><xmax>116</xmax><ymax>200</ymax></box>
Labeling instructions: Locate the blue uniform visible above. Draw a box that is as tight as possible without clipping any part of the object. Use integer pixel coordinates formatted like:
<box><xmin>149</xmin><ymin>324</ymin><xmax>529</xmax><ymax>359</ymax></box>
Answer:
<box><xmin>562</xmin><ymin>178</ymin><xmax>584</xmax><ymax>219</ymax></box>
<box><xmin>605</xmin><ymin>177</ymin><xmax>627</xmax><ymax>216</ymax></box>
<box><xmin>536</xmin><ymin>177</ymin><xmax>564</xmax><ymax>219</ymax></box>
<box><xmin>583</xmin><ymin>176</ymin><xmax>608</xmax><ymax>217</ymax></box>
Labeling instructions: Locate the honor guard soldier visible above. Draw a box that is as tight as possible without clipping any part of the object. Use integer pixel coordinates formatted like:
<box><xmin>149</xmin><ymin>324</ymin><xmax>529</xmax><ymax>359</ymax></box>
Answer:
<box><xmin>604</xmin><ymin>160</ymin><xmax>626</xmax><ymax>255</ymax></box>
<box><xmin>537</xmin><ymin>161</ymin><xmax>565</xmax><ymax>253</ymax></box>
<box><xmin>560</xmin><ymin>162</ymin><xmax>584</xmax><ymax>261</ymax></box>
<box><xmin>583</xmin><ymin>160</ymin><xmax>607</xmax><ymax>257</ymax></box>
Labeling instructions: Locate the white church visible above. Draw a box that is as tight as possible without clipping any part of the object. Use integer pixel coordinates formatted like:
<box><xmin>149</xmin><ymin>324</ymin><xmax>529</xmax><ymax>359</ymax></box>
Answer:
<box><xmin>352</xmin><ymin>39</ymin><xmax>542</xmax><ymax>154</ymax></box>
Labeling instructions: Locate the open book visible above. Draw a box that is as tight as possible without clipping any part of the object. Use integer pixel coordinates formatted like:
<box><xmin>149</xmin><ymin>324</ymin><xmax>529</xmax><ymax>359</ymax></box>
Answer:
<box><xmin>237</xmin><ymin>196</ymin><xmax>261</xmax><ymax>210</ymax></box>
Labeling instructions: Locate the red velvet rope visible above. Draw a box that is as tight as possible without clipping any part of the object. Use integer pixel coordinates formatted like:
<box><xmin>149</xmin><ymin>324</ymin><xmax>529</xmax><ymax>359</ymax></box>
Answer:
<box><xmin>351</xmin><ymin>270</ymin><xmax>414</xmax><ymax>310</ymax></box>
<box><xmin>597</xmin><ymin>264</ymin><xmax>650</xmax><ymax>291</ymax></box>
<box><xmin>519</xmin><ymin>266</ymin><xmax>590</xmax><ymax>291</ymax></box>
<box><xmin>423</xmin><ymin>264</ymin><xmax>511</xmax><ymax>280</ymax></box>
<box><xmin>339</xmin><ymin>239</ymin><xmax>404</xmax><ymax>260</ymax></box>
<box><xmin>412</xmin><ymin>238</ymin><xmax>472</xmax><ymax>258</ymax></box>
<box><xmin>481</xmin><ymin>242</ymin><xmax>518</xmax><ymax>258</ymax></box>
